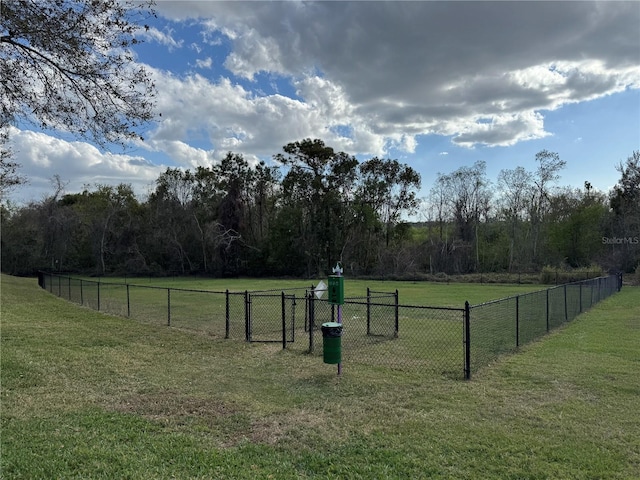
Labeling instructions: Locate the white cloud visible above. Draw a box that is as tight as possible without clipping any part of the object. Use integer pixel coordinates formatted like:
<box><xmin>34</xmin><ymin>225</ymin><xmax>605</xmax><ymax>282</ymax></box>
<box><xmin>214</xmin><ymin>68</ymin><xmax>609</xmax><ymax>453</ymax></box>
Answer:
<box><xmin>7</xmin><ymin>2</ymin><xmax>639</xmax><ymax>203</ymax></box>
<box><xmin>152</xmin><ymin>1</ymin><xmax>639</xmax><ymax>149</ymax></box>
<box><xmin>451</xmin><ymin>112</ymin><xmax>551</xmax><ymax>148</ymax></box>
<box><xmin>146</xmin><ymin>67</ymin><xmax>396</xmax><ymax>160</ymax></box>
<box><xmin>7</xmin><ymin>128</ymin><xmax>164</xmax><ymax>203</ymax></box>
<box><xmin>138</xmin><ymin>26</ymin><xmax>183</xmax><ymax>50</ymax></box>
<box><xmin>195</xmin><ymin>57</ymin><xmax>212</xmax><ymax>69</ymax></box>
<box><xmin>224</xmin><ymin>30</ymin><xmax>286</xmax><ymax>80</ymax></box>
<box><xmin>148</xmin><ymin>139</ymin><xmax>217</xmax><ymax>169</ymax></box>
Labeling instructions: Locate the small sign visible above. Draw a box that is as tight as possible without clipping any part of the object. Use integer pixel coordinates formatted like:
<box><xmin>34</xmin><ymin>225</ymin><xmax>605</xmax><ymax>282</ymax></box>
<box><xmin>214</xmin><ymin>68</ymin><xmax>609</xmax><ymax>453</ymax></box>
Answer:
<box><xmin>314</xmin><ymin>280</ymin><xmax>327</xmax><ymax>299</ymax></box>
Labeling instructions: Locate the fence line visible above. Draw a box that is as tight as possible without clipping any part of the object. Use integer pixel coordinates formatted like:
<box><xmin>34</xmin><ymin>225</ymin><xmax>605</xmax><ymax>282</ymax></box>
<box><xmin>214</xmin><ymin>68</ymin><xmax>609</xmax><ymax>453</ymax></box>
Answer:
<box><xmin>467</xmin><ymin>274</ymin><xmax>622</xmax><ymax>377</ymax></box>
<box><xmin>37</xmin><ymin>272</ymin><xmax>622</xmax><ymax>380</ymax></box>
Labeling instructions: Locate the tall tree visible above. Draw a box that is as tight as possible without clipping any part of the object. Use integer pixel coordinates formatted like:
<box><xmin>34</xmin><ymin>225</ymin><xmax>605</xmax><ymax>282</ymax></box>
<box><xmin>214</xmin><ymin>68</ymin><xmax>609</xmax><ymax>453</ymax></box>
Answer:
<box><xmin>147</xmin><ymin>168</ymin><xmax>199</xmax><ymax>273</ymax></box>
<box><xmin>215</xmin><ymin>153</ymin><xmax>252</xmax><ymax>276</ymax></box>
<box><xmin>358</xmin><ymin>157</ymin><xmax>421</xmax><ymax>247</ymax></box>
<box><xmin>435</xmin><ymin>161</ymin><xmax>492</xmax><ymax>272</ymax></box>
<box><xmin>497</xmin><ymin>166</ymin><xmax>534</xmax><ymax>271</ymax></box>
<box><xmin>608</xmin><ymin>150</ymin><xmax>640</xmax><ymax>271</ymax></box>
<box><xmin>274</xmin><ymin>139</ymin><xmax>358</xmax><ymax>276</ymax></box>
<box><xmin>1</xmin><ymin>0</ymin><xmax>157</xmax><ymax>147</ymax></box>
<box><xmin>529</xmin><ymin>150</ymin><xmax>566</xmax><ymax>263</ymax></box>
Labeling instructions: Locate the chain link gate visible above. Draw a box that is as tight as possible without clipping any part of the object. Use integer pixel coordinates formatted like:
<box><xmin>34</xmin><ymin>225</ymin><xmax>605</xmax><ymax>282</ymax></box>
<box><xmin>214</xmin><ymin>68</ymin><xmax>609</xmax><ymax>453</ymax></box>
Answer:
<box><xmin>246</xmin><ymin>292</ymin><xmax>298</xmax><ymax>346</ymax></box>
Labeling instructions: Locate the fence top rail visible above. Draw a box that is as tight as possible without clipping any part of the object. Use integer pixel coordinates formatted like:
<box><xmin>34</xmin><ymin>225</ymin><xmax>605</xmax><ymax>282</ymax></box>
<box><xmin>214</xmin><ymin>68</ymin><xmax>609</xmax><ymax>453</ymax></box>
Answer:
<box><xmin>347</xmin><ymin>294</ymin><xmax>397</xmax><ymax>300</ymax></box>
<box><xmin>87</xmin><ymin>280</ymin><xmax>229</xmax><ymax>295</ymax></box>
<box><xmin>248</xmin><ymin>286</ymin><xmax>313</xmax><ymax>294</ymax></box>
<box><xmin>248</xmin><ymin>292</ymin><xmax>298</xmax><ymax>298</ymax></box>
<box><xmin>308</xmin><ymin>296</ymin><xmax>464</xmax><ymax>311</ymax></box>
<box><xmin>470</xmin><ymin>274</ymin><xmax>618</xmax><ymax>309</ymax></box>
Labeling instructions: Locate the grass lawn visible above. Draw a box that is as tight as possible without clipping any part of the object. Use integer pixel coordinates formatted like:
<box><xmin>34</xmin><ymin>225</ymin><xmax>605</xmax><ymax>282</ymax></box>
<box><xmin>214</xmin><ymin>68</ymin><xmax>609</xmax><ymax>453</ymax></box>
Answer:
<box><xmin>2</xmin><ymin>274</ymin><xmax>639</xmax><ymax>479</ymax></box>
<box><xmin>76</xmin><ymin>274</ymin><xmax>548</xmax><ymax>306</ymax></box>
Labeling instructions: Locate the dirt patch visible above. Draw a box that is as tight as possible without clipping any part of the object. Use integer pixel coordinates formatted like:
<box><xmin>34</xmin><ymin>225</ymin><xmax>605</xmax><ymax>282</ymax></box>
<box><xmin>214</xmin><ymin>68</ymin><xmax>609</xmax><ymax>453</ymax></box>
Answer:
<box><xmin>110</xmin><ymin>389</ymin><xmax>236</xmax><ymax>424</ymax></box>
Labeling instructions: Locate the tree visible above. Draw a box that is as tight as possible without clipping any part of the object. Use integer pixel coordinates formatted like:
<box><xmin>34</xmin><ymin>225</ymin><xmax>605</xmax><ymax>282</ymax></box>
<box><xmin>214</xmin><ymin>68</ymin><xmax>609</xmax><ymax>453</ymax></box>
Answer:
<box><xmin>81</xmin><ymin>184</ymin><xmax>141</xmax><ymax>275</ymax></box>
<box><xmin>1</xmin><ymin>201</ymin><xmax>47</xmax><ymax>274</ymax></box>
<box><xmin>435</xmin><ymin>161</ymin><xmax>492</xmax><ymax>272</ymax></box>
<box><xmin>529</xmin><ymin>150</ymin><xmax>566</xmax><ymax>263</ymax></box>
<box><xmin>1</xmin><ymin>0</ymin><xmax>157</xmax><ymax>148</ymax></box>
<box><xmin>274</xmin><ymin>139</ymin><xmax>359</xmax><ymax>276</ymax></box>
<box><xmin>0</xmin><ymin>124</ymin><xmax>24</xmax><ymax>198</ymax></box>
<box><xmin>147</xmin><ymin>168</ymin><xmax>199</xmax><ymax>273</ymax></box>
<box><xmin>497</xmin><ymin>166</ymin><xmax>534</xmax><ymax>271</ymax></box>
<box><xmin>547</xmin><ymin>185</ymin><xmax>607</xmax><ymax>268</ymax></box>
<box><xmin>608</xmin><ymin>150</ymin><xmax>640</xmax><ymax>271</ymax></box>
<box><xmin>215</xmin><ymin>153</ymin><xmax>252</xmax><ymax>276</ymax></box>
<box><xmin>358</xmin><ymin>157</ymin><xmax>421</xmax><ymax>247</ymax></box>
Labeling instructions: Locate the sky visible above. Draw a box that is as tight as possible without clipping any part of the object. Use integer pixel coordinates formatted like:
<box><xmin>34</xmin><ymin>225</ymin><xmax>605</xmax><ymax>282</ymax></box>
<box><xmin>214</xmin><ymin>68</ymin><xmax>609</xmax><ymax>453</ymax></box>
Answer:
<box><xmin>6</xmin><ymin>1</ymin><xmax>640</xmax><ymax>215</ymax></box>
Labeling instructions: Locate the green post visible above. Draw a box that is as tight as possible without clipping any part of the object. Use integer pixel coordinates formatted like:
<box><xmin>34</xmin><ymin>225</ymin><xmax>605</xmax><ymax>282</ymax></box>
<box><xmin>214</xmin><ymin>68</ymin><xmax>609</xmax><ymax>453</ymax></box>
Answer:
<box><xmin>328</xmin><ymin>275</ymin><xmax>344</xmax><ymax>305</ymax></box>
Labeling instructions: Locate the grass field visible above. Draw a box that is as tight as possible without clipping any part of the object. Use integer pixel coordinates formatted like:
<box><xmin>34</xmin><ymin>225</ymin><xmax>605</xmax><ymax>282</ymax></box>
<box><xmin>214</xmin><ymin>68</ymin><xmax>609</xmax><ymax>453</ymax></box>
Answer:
<box><xmin>42</xmin><ymin>275</ymin><xmax>552</xmax><ymax>379</ymax></box>
<box><xmin>77</xmin><ymin>275</ymin><xmax>547</xmax><ymax>306</ymax></box>
<box><xmin>2</xmin><ymin>274</ymin><xmax>639</xmax><ymax>479</ymax></box>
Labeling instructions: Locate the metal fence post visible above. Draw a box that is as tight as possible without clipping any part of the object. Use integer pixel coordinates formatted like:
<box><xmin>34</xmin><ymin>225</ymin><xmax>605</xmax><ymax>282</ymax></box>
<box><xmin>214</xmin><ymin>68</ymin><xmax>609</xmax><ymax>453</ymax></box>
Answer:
<box><xmin>464</xmin><ymin>301</ymin><xmax>471</xmax><ymax>380</ymax></box>
<box><xmin>281</xmin><ymin>292</ymin><xmax>287</xmax><ymax>350</ymax></box>
<box><xmin>545</xmin><ymin>288</ymin><xmax>549</xmax><ymax>332</ymax></box>
<box><xmin>126</xmin><ymin>284</ymin><xmax>130</xmax><ymax>317</ymax></box>
<box><xmin>167</xmin><ymin>288</ymin><xmax>171</xmax><ymax>326</ymax></box>
<box><xmin>308</xmin><ymin>292</ymin><xmax>315</xmax><ymax>353</ymax></box>
<box><xmin>68</xmin><ymin>276</ymin><xmax>71</xmax><ymax>300</ymax></box>
<box><xmin>97</xmin><ymin>280</ymin><xmax>100</xmax><ymax>311</ymax></box>
<box><xmin>244</xmin><ymin>291</ymin><xmax>251</xmax><ymax>342</ymax></box>
<box><xmin>394</xmin><ymin>289</ymin><xmax>399</xmax><ymax>337</ymax></box>
<box><xmin>579</xmin><ymin>283</ymin><xmax>583</xmax><ymax>313</ymax></box>
<box><xmin>291</xmin><ymin>294</ymin><xmax>296</xmax><ymax>343</ymax></box>
<box><xmin>80</xmin><ymin>279</ymin><xmax>84</xmax><ymax>306</ymax></box>
<box><xmin>564</xmin><ymin>284</ymin><xmax>568</xmax><ymax>322</ymax></box>
<box><xmin>366</xmin><ymin>287</ymin><xmax>371</xmax><ymax>335</ymax></box>
<box><xmin>515</xmin><ymin>295</ymin><xmax>520</xmax><ymax>348</ymax></box>
<box><xmin>225</xmin><ymin>290</ymin><xmax>230</xmax><ymax>339</ymax></box>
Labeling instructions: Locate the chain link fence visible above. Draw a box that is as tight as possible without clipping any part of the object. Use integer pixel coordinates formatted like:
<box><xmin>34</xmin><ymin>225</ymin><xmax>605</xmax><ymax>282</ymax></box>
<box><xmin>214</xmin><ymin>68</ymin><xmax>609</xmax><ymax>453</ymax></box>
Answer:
<box><xmin>37</xmin><ymin>272</ymin><xmax>622</xmax><ymax>380</ymax></box>
<box><xmin>468</xmin><ymin>274</ymin><xmax>622</xmax><ymax>377</ymax></box>
<box><xmin>305</xmin><ymin>293</ymin><xmax>465</xmax><ymax>378</ymax></box>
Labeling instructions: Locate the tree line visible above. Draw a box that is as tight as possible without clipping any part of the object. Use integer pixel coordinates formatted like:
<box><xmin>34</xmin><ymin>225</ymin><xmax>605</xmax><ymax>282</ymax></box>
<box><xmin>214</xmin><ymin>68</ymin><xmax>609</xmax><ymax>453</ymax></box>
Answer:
<box><xmin>1</xmin><ymin>140</ymin><xmax>639</xmax><ymax>278</ymax></box>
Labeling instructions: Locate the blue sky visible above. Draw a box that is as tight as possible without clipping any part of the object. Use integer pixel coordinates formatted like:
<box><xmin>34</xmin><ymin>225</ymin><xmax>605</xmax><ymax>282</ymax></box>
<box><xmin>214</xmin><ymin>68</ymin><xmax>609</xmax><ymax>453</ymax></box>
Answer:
<box><xmin>7</xmin><ymin>1</ymin><xmax>640</xmax><ymax>212</ymax></box>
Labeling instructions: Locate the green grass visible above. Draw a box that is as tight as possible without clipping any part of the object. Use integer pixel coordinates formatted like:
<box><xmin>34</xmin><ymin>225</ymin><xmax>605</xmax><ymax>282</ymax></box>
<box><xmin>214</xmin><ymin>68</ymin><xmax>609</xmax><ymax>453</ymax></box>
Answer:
<box><xmin>44</xmin><ymin>274</ymin><xmax>547</xmax><ymax>378</ymax></box>
<box><xmin>74</xmin><ymin>274</ymin><xmax>547</xmax><ymax>306</ymax></box>
<box><xmin>2</xmin><ymin>274</ymin><xmax>639</xmax><ymax>479</ymax></box>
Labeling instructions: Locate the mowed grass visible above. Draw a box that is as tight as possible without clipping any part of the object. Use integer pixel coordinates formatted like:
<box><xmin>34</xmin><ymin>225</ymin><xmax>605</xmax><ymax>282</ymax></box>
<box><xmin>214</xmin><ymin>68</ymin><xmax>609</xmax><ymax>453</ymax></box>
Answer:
<box><xmin>2</xmin><ymin>274</ymin><xmax>639</xmax><ymax>479</ymax></box>
<box><xmin>45</xmin><ymin>275</ymin><xmax>549</xmax><ymax>378</ymax></box>
<box><xmin>80</xmin><ymin>275</ymin><xmax>546</xmax><ymax>306</ymax></box>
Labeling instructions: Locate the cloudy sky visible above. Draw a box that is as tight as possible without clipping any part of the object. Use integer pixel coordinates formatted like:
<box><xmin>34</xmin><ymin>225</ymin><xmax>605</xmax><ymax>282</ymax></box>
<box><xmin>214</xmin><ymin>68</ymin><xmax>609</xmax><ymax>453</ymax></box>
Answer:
<box><xmin>7</xmin><ymin>1</ymin><xmax>640</xmax><ymax>209</ymax></box>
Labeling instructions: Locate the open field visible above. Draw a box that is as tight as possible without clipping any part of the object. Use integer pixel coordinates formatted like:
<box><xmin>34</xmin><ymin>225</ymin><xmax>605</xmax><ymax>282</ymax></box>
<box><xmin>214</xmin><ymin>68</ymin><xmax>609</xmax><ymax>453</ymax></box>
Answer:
<box><xmin>2</xmin><ymin>274</ymin><xmax>639</xmax><ymax>479</ymax></box>
<box><xmin>77</xmin><ymin>275</ymin><xmax>548</xmax><ymax>306</ymax></box>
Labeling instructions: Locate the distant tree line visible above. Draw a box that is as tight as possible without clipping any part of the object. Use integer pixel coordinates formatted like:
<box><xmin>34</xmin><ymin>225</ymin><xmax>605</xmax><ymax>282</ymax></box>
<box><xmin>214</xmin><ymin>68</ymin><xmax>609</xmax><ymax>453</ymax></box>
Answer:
<box><xmin>1</xmin><ymin>141</ymin><xmax>639</xmax><ymax>278</ymax></box>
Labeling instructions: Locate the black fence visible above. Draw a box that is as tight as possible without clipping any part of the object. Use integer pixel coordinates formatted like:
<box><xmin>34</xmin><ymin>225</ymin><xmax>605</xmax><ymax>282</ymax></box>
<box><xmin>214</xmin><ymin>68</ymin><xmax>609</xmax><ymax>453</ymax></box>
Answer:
<box><xmin>467</xmin><ymin>274</ymin><xmax>622</xmax><ymax>377</ymax></box>
<box><xmin>37</xmin><ymin>272</ymin><xmax>622</xmax><ymax>380</ymax></box>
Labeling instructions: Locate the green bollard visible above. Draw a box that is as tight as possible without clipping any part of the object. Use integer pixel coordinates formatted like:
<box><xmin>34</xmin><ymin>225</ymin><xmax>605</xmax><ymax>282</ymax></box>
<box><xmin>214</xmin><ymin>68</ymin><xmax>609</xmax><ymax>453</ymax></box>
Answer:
<box><xmin>321</xmin><ymin>322</ymin><xmax>342</xmax><ymax>364</ymax></box>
